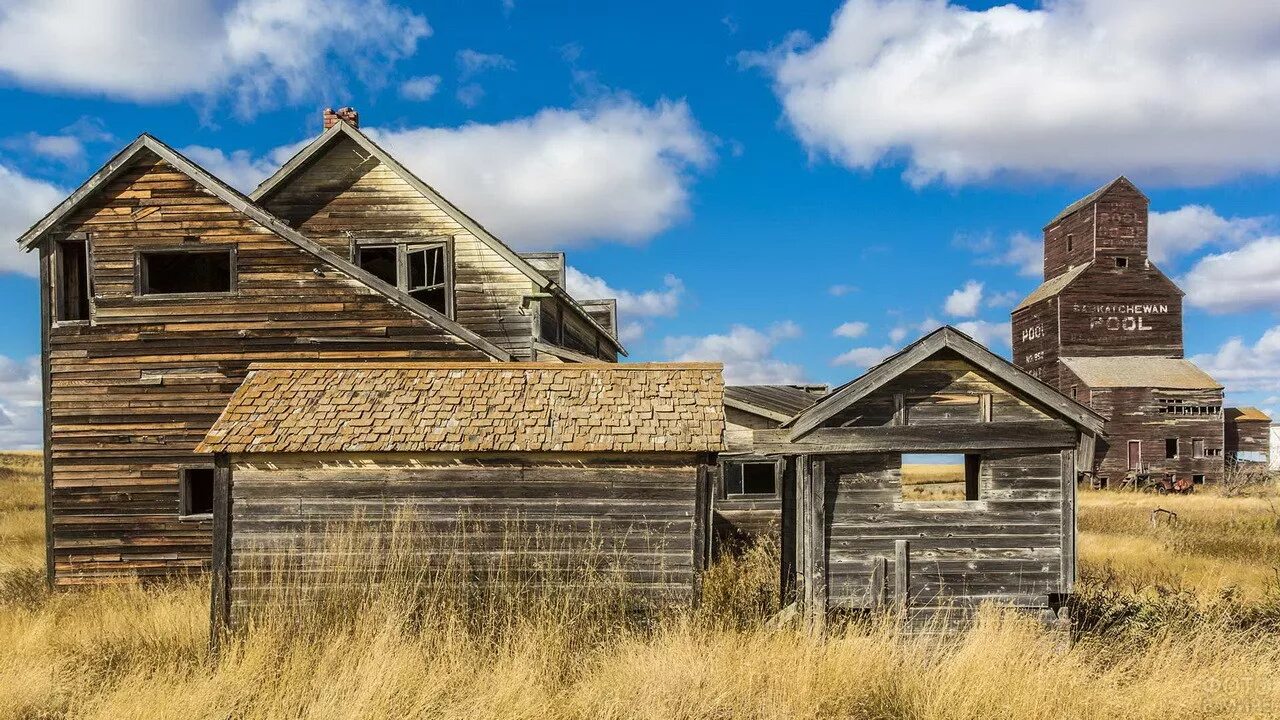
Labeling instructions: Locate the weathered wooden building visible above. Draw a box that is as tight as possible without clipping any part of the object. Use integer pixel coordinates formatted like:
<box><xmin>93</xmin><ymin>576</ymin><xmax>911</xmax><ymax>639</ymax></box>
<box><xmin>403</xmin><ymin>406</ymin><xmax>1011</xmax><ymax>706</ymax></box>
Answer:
<box><xmin>1225</xmin><ymin>407</ymin><xmax>1273</xmax><ymax>464</ymax></box>
<box><xmin>717</xmin><ymin>327</ymin><xmax>1103</xmax><ymax>622</ymax></box>
<box><xmin>198</xmin><ymin>362</ymin><xmax>724</xmax><ymax>632</ymax></box>
<box><xmin>16</xmin><ymin>109</ymin><xmax>625</xmax><ymax>586</ymax></box>
<box><xmin>1011</xmin><ymin>176</ymin><xmax>1266</xmax><ymax>486</ymax></box>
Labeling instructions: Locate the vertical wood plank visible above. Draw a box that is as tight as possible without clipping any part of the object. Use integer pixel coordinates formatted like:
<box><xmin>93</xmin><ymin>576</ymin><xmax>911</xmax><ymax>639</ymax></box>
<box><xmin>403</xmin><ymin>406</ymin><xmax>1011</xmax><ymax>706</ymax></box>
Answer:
<box><xmin>869</xmin><ymin>556</ymin><xmax>887</xmax><ymax>612</ymax></box>
<box><xmin>893</xmin><ymin>393</ymin><xmax>907</xmax><ymax>426</ymax></box>
<box><xmin>691</xmin><ymin>459</ymin><xmax>710</xmax><ymax>587</ymax></box>
<box><xmin>1060</xmin><ymin>448</ymin><xmax>1076</xmax><ymax>592</ymax></box>
<box><xmin>39</xmin><ymin>244</ymin><xmax>54</xmax><ymax>589</ymax></box>
<box><xmin>809</xmin><ymin>458</ymin><xmax>827</xmax><ymax>630</ymax></box>
<box><xmin>795</xmin><ymin>454</ymin><xmax>811</xmax><ymax>610</ymax></box>
<box><xmin>894</xmin><ymin>539</ymin><xmax>910</xmax><ymax>615</ymax></box>
<box><xmin>209</xmin><ymin>453</ymin><xmax>233</xmax><ymax>654</ymax></box>
<box><xmin>779</xmin><ymin>456</ymin><xmax>797</xmax><ymax>604</ymax></box>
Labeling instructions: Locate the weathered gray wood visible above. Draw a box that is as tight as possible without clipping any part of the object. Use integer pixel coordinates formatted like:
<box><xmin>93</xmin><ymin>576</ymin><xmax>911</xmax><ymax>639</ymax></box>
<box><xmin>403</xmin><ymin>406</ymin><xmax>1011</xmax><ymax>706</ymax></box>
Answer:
<box><xmin>756</xmin><ymin>420</ymin><xmax>1077</xmax><ymax>454</ymax></box>
<box><xmin>209</xmin><ymin>454</ymin><xmax>232</xmax><ymax>653</ymax></box>
<box><xmin>869</xmin><ymin>556</ymin><xmax>887</xmax><ymax>611</ymax></box>
<box><xmin>1060</xmin><ymin>449</ymin><xmax>1076</xmax><ymax>591</ymax></box>
<box><xmin>894</xmin><ymin>539</ymin><xmax>910</xmax><ymax>615</ymax></box>
<box><xmin>809</xmin><ymin>458</ymin><xmax>827</xmax><ymax>630</ymax></box>
<box><xmin>39</xmin><ymin>243</ymin><xmax>55</xmax><ymax>588</ymax></box>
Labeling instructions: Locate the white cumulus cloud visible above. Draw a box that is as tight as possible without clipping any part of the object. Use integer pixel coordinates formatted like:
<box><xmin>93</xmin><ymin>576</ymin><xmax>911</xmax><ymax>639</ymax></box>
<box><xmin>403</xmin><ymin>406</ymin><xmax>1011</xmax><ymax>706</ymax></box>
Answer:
<box><xmin>1191</xmin><ymin>326</ymin><xmax>1280</xmax><ymax>395</ymax></box>
<box><xmin>1181</xmin><ymin>237</ymin><xmax>1280</xmax><ymax>314</ymax></box>
<box><xmin>564</xmin><ymin>266</ymin><xmax>683</xmax><ymax>342</ymax></box>
<box><xmin>833</xmin><ymin>345</ymin><xmax>896</xmax><ymax>368</ymax></box>
<box><xmin>400</xmin><ymin>75</ymin><xmax>442</xmax><ymax>101</ymax></box>
<box><xmin>0</xmin><ymin>0</ymin><xmax>430</xmax><ymax>114</ymax></box>
<box><xmin>1150</xmin><ymin>205</ymin><xmax>1270</xmax><ymax>265</ymax></box>
<box><xmin>748</xmin><ymin>0</ymin><xmax>1280</xmax><ymax>186</ymax></box>
<box><xmin>368</xmin><ymin>96</ymin><xmax>713</xmax><ymax>248</ymax></box>
<box><xmin>944</xmin><ymin>280</ymin><xmax>984</xmax><ymax>318</ymax></box>
<box><xmin>0</xmin><ymin>355</ymin><xmax>42</xmax><ymax>450</ymax></box>
<box><xmin>664</xmin><ymin>322</ymin><xmax>803</xmax><ymax>385</ymax></box>
<box><xmin>0</xmin><ymin>165</ymin><xmax>66</xmax><ymax>276</ymax></box>
<box><xmin>832</xmin><ymin>321</ymin><xmax>869</xmax><ymax>339</ymax></box>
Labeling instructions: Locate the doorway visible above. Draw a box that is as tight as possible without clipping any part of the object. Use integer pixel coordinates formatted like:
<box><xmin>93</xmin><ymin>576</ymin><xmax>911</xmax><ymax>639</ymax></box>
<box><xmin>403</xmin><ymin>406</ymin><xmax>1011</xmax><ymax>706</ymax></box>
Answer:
<box><xmin>1127</xmin><ymin>440</ymin><xmax>1141</xmax><ymax>469</ymax></box>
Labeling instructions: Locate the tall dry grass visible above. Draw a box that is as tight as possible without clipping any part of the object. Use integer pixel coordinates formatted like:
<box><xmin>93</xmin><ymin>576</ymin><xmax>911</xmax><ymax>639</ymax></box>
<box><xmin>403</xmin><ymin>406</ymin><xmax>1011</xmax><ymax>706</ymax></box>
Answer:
<box><xmin>4</xmin><ymin>454</ymin><xmax>1280</xmax><ymax>718</ymax></box>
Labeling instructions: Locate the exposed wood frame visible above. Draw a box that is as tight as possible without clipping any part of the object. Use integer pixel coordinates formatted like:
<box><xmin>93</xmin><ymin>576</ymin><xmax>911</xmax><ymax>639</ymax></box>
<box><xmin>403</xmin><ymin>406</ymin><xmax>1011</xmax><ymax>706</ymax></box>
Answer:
<box><xmin>134</xmin><ymin>244</ymin><xmax>238</xmax><ymax>299</ymax></box>
<box><xmin>755</xmin><ymin>420</ymin><xmax>1078</xmax><ymax>455</ymax></box>
<box><xmin>722</xmin><ymin>396</ymin><xmax>794</xmax><ymax>424</ymax></box>
<box><xmin>718</xmin><ymin>456</ymin><xmax>785</xmax><ymax>501</ymax></box>
<box><xmin>783</xmin><ymin>326</ymin><xmax>1105</xmax><ymax>440</ymax></box>
<box><xmin>177</xmin><ymin>464</ymin><xmax>216</xmax><ymax>520</ymax></box>
<box><xmin>15</xmin><ymin>134</ymin><xmax>510</xmax><ymax>361</ymax></box>
<box><xmin>210</xmin><ymin>454</ymin><xmax>232</xmax><ymax>653</ymax></box>
<box><xmin>39</xmin><ymin>244</ymin><xmax>54</xmax><ymax>587</ymax></box>
<box><xmin>351</xmin><ymin>237</ymin><xmax>455</xmax><ymax>320</ymax></box>
<box><xmin>1059</xmin><ymin>449</ymin><xmax>1076</xmax><ymax>592</ymax></box>
<box><xmin>530</xmin><ymin>340</ymin><xmax>605</xmax><ymax>364</ymax></box>
<box><xmin>249</xmin><ymin>122</ymin><xmax>626</xmax><ymax>356</ymax></box>
<box><xmin>52</xmin><ymin>233</ymin><xmax>92</xmax><ymax>326</ymax></box>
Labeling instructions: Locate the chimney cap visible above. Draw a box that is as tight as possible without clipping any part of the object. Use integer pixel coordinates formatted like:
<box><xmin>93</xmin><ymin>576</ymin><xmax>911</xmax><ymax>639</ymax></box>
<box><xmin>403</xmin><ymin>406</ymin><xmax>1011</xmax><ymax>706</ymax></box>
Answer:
<box><xmin>322</xmin><ymin>106</ymin><xmax>359</xmax><ymax>130</ymax></box>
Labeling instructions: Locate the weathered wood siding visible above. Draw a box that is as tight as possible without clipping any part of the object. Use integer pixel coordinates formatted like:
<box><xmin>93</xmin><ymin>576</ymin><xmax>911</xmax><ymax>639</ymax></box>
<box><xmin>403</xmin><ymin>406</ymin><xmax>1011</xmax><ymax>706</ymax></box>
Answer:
<box><xmin>1225</xmin><ymin>419</ymin><xmax>1270</xmax><ymax>460</ymax></box>
<box><xmin>1011</xmin><ymin>299</ymin><xmax>1061</xmax><ymax>387</ymax></box>
<box><xmin>1056</xmin><ymin>265</ymin><xmax>1183</xmax><ymax>360</ymax></box>
<box><xmin>1085</xmin><ymin>386</ymin><xmax>1224</xmax><ymax>484</ymax></box>
<box><xmin>222</xmin><ymin>453</ymin><xmax>707</xmax><ymax>625</ymax></box>
<box><xmin>821</xmin><ymin>450</ymin><xmax>1068</xmax><ymax>611</ymax></box>
<box><xmin>43</xmin><ymin>151</ymin><xmax>490</xmax><ymax>585</ymax></box>
<box><xmin>259</xmin><ymin>136</ymin><xmax>541</xmax><ymax>358</ymax></box>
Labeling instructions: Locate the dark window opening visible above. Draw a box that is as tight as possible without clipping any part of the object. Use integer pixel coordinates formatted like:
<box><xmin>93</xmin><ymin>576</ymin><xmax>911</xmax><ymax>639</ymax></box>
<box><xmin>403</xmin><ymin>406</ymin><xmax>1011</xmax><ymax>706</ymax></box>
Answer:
<box><xmin>901</xmin><ymin>453</ymin><xmax>980</xmax><ymax>502</ymax></box>
<box><xmin>723</xmin><ymin>460</ymin><xmax>778</xmax><ymax>497</ymax></box>
<box><xmin>1206</xmin><ymin>448</ymin><xmax>1223</xmax><ymax>457</ymax></box>
<box><xmin>1070</xmin><ymin>385</ymin><xmax>1078</xmax><ymax>400</ymax></box>
<box><xmin>1193</xmin><ymin>474</ymin><xmax>1205</xmax><ymax>485</ymax></box>
<box><xmin>179</xmin><ymin>467</ymin><xmax>215</xmax><ymax>518</ymax></box>
<box><xmin>356</xmin><ymin>242</ymin><xmax>450</xmax><ymax>316</ymax></box>
<box><xmin>1165</xmin><ymin>438</ymin><xmax>1178</xmax><ymax>459</ymax></box>
<box><xmin>140</xmin><ymin>249</ymin><xmax>232</xmax><ymax>295</ymax></box>
<box><xmin>1066</xmin><ymin>234</ymin><xmax>1074</xmax><ymax>252</ymax></box>
<box><xmin>56</xmin><ymin>239</ymin><xmax>91</xmax><ymax>321</ymax></box>
<box><xmin>1115</xmin><ymin>256</ymin><xmax>1129</xmax><ymax>268</ymax></box>
<box><xmin>539</xmin><ymin>301</ymin><xmax>562</xmax><ymax>344</ymax></box>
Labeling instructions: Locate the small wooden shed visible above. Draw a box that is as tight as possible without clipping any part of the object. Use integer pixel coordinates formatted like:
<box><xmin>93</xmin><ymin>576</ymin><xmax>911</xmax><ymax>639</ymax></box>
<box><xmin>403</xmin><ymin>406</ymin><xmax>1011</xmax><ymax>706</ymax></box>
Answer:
<box><xmin>753</xmin><ymin>327</ymin><xmax>1105</xmax><ymax>625</ymax></box>
<box><xmin>197</xmin><ymin>362</ymin><xmax>724</xmax><ymax>633</ymax></box>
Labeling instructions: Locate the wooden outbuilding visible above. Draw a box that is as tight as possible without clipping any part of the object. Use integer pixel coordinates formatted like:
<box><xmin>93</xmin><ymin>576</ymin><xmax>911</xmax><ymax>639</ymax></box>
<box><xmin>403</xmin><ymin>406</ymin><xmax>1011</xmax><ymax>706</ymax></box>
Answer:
<box><xmin>749</xmin><ymin>327</ymin><xmax>1104</xmax><ymax>625</ymax></box>
<box><xmin>1225</xmin><ymin>407</ymin><xmax>1273</xmax><ymax>464</ymax></box>
<box><xmin>197</xmin><ymin>362</ymin><xmax>724</xmax><ymax>633</ymax></box>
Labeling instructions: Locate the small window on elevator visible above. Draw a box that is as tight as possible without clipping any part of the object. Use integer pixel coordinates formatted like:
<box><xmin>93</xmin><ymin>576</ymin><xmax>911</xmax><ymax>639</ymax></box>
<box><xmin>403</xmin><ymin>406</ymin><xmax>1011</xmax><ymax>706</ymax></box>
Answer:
<box><xmin>56</xmin><ymin>238</ymin><xmax>91</xmax><ymax>322</ymax></box>
<box><xmin>721</xmin><ymin>459</ymin><xmax>780</xmax><ymax>498</ymax></box>
<box><xmin>901</xmin><ymin>454</ymin><xmax>980</xmax><ymax>502</ymax></box>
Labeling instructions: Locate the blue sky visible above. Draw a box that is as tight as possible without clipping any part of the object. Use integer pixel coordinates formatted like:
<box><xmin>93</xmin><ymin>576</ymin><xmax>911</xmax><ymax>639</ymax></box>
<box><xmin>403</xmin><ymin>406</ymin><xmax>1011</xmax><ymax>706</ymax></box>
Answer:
<box><xmin>1</xmin><ymin>0</ymin><xmax>1278</xmax><ymax>446</ymax></box>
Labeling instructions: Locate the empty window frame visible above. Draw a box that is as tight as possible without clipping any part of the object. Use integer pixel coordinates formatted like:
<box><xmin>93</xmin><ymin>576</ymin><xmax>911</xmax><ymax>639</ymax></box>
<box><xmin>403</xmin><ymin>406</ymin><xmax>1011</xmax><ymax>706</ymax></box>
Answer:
<box><xmin>1066</xmin><ymin>234</ymin><xmax>1074</xmax><ymax>252</ymax></box>
<box><xmin>900</xmin><ymin>454</ymin><xmax>980</xmax><ymax>502</ymax></box>
<box><xmin>1165</xmin><ymin>438</ymin><xmax>1179</xmax><ymax>459</ymax></box>
<box><xmin>1206</xmin><ymin>447</ymin><xmax>1223</xmax><ymax>458</ymax></box>
<box><xmin>138</xmin><ymin>247</ymin><xmax>234</xmax><ymax>295</ymax></box>
<box><xmin>355</xmin><ymin>241</ymin><xmax>452</xmax><ymax>317</ymax></box>
<box><xmin>1115</xmin><ymin>257</ymin><xmax>1129</xmax><ymax>268</ymax></box>
<box><xmin>722</xmin><ymin>459</ymin><xmax>781</xmax><ymax>498</ymax></box>
<box><xmin>1193</xmin><ymin>474</ymin><xmax>1206</xmax><ymax>485</ymax></box>
<box><xmin>1192</xmin><ymin>438</ymin><xmax>1206</xmax><ymax>458</ymax></box>
<box><xmin>178</xmin><ymin>467</ymin><xmax>215</xmax><ymax>518</ymax></box>
<box><xmin>55</xmin><ymin>237</ymin><xmax>91</xmax><ymax>322</ymax></box>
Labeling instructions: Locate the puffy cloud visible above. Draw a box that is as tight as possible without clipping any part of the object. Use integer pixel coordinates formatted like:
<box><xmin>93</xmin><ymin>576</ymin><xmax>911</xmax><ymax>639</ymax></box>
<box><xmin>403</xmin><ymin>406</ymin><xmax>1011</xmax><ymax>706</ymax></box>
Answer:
<box><xmin>960</xmin><ymin>232</ymin><xmax>1042</xmax><ymax>278</ymax></box>
<box><xmin>943</xmin><ymin>280</ymin><xmax>983</xmax><ymax>318</ymax></box>
<box><xmin>0</xmin><ymin>355</ymin><xmax>42</xmax><ymax>450</ymax></box>
<box><xmin>0</xmin><ymin>165</ymin><xmax>66</xmax><ymax>276</ymax></box>
<box><xmin>748</xmin><ymin>0</ymin><xmax>1280</xmax><ymax>186</ymax></box>
<box><xmin>664</xmin><ymin>322</ymin><xmax>804</xmax><ymax>384</ymax></box>
<box><xmin>457</xmin><ymin>49</ymin><xmax>514</xmax><ymax>78</ymax></box>
<box><xmin>368</xmin><ymin>97</ymin><xmax>712</xmax><ymax>248</ymax></box>
<box><xmin>564</xmin><ymin>267</ymin><xmax>683</xmax><ymax>342</ymax></box>
<box><xmin>828</xmin><ymin>284</ymin><xmax>858</xmax><ymax>297</ymax></box>
<box><xmin>1150</xmin><ymin>205</ymin><xmax>1270</xmax><ymax>264</ymax></box>
<box><xmin>1191</xmin><ymin>326</ymin><xmax>1280</xmax><ymax>394</ymax></box>
<box><xmin>400</xmin><ymin>74</ymin><xmax>442</xmax><ymax>101</ymax></box>
<box><xmin>951</xmin><ymin>319</ymin><xmax>1011</xmax><ymax>349</ymax></box>
<box><xmin>832</xmin><ymin>321</ymin><xmax>868</xmax><ymax>339</ymax></box>
<box><xmin>0</xmin><ymin>0</ymin><xmax>429</xmax><ymax>114</ymax></box>
<box><xmin>985</xmin><ymin>290</ymin><xmax>1019</xmax><ymax>308</ymax></box>
<box><xmin>1181</xmin><ymin>237</ymin><xmax>1280</xmax><ymax>314</ymax></box>
<box><xmin>180</xmin><ymin>138</ymin><xmax>309</xmax><ymax>194</ymax></box>
<box><xmin>833</xmin><ymin>345</ymin><xmax>895</xmax><ymax>368</ymax></box>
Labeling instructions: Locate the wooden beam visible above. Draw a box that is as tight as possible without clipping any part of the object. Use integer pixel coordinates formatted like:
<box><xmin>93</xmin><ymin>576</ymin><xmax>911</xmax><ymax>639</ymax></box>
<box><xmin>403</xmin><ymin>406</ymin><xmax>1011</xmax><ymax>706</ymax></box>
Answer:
<box><xmin>1060</xmin><ymin>448</ymin><xmax>1076</xmax><ymax>592</ymax></box>
<box><xmin>894</xmin><ymin>539</ymin><xmax>911</xmax><ymax>616</ymax></box>
<box><xmin>869</xmin><ymin>556</ymin><xmax>887</xmax><ymax>612</ymax></box>
<box><xmin>209</xmin><ymin>453</ymin><xmax>233</xmax><ymax>654</ymax></box>
<box><xmin>39</xmin><ymin>244</ymin><xmax>54</xmax><ymax>588</ymax></box>
<box><xmin>754</xmin><ymin>420</ymin><xmax>1078</xmax><ymax>454</ymax></box>
<box><xmin>808</xmin><ymin>458</ymin><xmax>827</xmax><ymax>631</ymax></box>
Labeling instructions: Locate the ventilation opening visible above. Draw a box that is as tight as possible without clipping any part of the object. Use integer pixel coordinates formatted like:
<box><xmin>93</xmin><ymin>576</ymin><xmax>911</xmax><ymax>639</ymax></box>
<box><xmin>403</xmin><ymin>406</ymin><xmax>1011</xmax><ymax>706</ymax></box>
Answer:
<box><xmin>179</xmin><ymin>467</ymin><xmax>215</xmax><ymax>518</ymax></box>
<box><xmin>56</xmin><ymin>239</ymin><xmax>90</xmax><ymax>321</ymax></box>
<box><xmin>901</xmin><ymin>453</ymin><xmax>979</xmax><ymax>502</ymax></box>
<box><xmin>140</xmin><ymin>249</ymin><xmax>233</xmax><ymax>295</ymax></box>
<box><xmin>1115</xmin><ymin>256</ymin><xmax>1129</xmax><ymax>268</ymax></box>
<box><xmin>722</xmin><ymin>459</ymin><xmax>779</xmax><ymax>497</ymax></box>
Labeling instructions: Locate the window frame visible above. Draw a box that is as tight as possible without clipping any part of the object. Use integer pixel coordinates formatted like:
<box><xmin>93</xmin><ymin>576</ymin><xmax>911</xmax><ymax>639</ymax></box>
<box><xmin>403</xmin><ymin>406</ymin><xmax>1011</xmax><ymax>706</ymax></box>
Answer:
<box><xmin>1165</xmin><ymin>438</ymin><xmax>1179</xmax><ymax>459</ymax></box>
<box><xmin>1115</xmin><ymin>256</ymin><xmax>1129</xmax><ymax>268</ymax></box>
<box><xmin>177</xmin><ymin>465</ymin><xmax>216</xmax><ymax>520</ymax></box>
<box><xmin>351</xmin><ymin>237</ymin><xmax>454</xmax><ymax>319</ymax></box>
<box><xmin>54</xmin><ymin>234</ymin><xmax>93</xmax><ymax>325</ymax></box>
<box><xmin>1192</xmin><ymin>438</ymin><xmax>1206</xmax><ymax>459</ymax></box>
<box><xmin>719</xmin><ymin>457</ymin><xmax>784</xmax><ymax>501</ymax></box>
<box><xmin>898</xmin><ymin>453</ymin><xmax>983</xmax><ymax>504</ymax></box>
<box><xmin>135</xmin><ymin>244</ymin><xmax>237</xmax><ymax>299</ymax></box>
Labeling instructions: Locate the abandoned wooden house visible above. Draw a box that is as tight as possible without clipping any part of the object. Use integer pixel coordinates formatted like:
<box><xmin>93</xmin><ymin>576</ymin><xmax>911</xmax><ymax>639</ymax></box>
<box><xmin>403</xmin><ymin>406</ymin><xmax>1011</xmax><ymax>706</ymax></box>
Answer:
<box><xmin>1225</xmin><ymin>407</ymin><xmax>1273</xmax><ymax>465</ymax></box>
<box><xmin>15</xmin><ymin>108</ymin><xmax>626</xmax><ymax>586</ymax></box>
<box><xmin>1011</xmin><ymin>176</ymin><xmax>1270</xmax><ymax>488</ymax></box>
<box><xmin>196</xmin><ymin>362</ymin><xmax>723</xmax><ymax>633</ymax></box>
<box><xmin>712</xmin><ymin>327</ymin><xmax>1104</xmax><ymax>622</ymax></box>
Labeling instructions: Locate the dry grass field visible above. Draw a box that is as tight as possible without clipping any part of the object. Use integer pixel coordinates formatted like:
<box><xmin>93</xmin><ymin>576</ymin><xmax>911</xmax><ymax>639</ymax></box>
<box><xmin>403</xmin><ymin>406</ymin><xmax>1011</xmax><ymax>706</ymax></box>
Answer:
<box><xmin>3</xmin><ymin>453</ymin><xmax>1280</xmax><ymax>719</ymax></box>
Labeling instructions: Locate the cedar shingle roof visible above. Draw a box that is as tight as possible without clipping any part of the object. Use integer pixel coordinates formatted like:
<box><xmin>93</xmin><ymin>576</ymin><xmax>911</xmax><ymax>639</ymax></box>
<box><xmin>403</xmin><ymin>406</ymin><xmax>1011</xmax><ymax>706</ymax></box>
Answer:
<box><xmin>1060</xmin><ymin>356</ymin><xmax>1222</xmax><ymax>390</ymax></box>
<box><xmin>197</xmin><ymin>362</ymin><xmax>725</xmax><ymax>455</ymax></box>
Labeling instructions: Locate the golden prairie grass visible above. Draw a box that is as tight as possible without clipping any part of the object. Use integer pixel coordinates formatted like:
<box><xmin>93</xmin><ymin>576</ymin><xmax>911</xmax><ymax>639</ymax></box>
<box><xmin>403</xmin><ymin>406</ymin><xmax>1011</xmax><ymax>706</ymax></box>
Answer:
<box><xmin>4</xmin><ymin>455</ymin><xmax>1280</xmax><ymax>718</ymax></box>
<box><xmin>901</xmin><ymin>463</ymin><xmax>966</xmax><ymax>501</ymax></box>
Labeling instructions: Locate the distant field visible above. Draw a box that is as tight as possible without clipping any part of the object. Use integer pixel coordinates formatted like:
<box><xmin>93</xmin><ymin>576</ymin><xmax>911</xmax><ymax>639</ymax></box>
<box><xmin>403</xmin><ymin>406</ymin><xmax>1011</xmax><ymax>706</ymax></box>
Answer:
<box><xmin>901</xmin><ymin>463</ymin><xmax>965</xmax><ymax>501</ymax></box>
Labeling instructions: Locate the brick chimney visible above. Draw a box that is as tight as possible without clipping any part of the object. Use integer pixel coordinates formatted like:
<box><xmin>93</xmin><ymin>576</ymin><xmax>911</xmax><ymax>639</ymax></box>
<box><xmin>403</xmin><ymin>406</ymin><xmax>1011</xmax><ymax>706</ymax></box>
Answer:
<box><xmin>322</xmin><ymin>106</ymin><xmax>359</xmax><ymax>130</ymax></box>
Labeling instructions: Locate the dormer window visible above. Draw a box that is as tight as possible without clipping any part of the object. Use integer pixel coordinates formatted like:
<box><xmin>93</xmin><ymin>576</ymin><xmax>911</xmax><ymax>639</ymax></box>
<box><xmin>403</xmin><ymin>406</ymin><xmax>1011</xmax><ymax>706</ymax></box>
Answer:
<box><xmin>354</xmin><ymin>240</ymin><xmax>452</xmax><ymax>317</ymax></box>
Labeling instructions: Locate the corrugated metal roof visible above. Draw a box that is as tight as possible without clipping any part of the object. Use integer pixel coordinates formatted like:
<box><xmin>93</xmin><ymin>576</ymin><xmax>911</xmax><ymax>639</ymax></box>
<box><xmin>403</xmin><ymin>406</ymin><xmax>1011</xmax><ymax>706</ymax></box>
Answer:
<box><xmin>724</xmin><ymin>385</ymin><xmax>825</xmax><ymax>420</ymax></box>
<box><xmin>1013</xmin><ymin>263</ymin><xmax>1090</xmax><ymax>311</ymax></box>
<box><xmin>198</xmin><ymin>362</ymin><xmax>725</xmax><ymax>455</ymax></box>
<box><xmin>1227</xmin><ymin>407</ymin><xmax>1272</xmax><ymax>422</ymax></box>
<box><xmin>1060</xmin><ymin>356</ymin><xmax>1223</xmax><ymax>390</ymax></box>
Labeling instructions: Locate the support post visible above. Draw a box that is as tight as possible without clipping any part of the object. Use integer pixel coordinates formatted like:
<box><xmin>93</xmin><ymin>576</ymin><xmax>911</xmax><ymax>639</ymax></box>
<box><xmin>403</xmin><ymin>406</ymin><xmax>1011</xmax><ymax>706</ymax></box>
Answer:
<box><xmin>869</xmin><ymin>556</ymin><xmax>887</xmax><ymax>612</ymax></box>
<box><xmin>691</xmin><ymin>458</ymin><xmax>711</xmax><ymax>601</ymax></box>
<box><xmin>894</xmin><ymin>539</ymin><xmax>910</xmax><ymax>616</ymax></box>
<box><xmin>210</xmin><ymin>453</ymin><xmax>233</xmax><ymax>655</ymax></box>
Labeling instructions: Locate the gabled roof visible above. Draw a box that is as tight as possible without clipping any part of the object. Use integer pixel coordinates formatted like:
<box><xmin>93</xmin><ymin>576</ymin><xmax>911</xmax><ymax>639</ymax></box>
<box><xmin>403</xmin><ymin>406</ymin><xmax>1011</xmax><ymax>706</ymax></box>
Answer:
<box><xmin>725</xmin><ymin>385</ymin><xmax>826</xmax><ymax>423</ymax></box>
<box><xmin>1014</xmin><ymin>262</ymin><xmax>1090</xmax><ymax>312</ymax></box>
<box><xmin>1227</xmin><ymin>407</ymin><xmax>1272</xmax><ymax>422</ymax></box>
<box><xmin>1061</xmin><ymin>356</ymin><xmax>1222</xmax><ymax>390</ymax></box>
<box><xmin>197</xmin><ymin>362</ymin><xmax>724</xmax><ymax>455</ymax></box>
<box><xmin>251</xmin><ymin>121</ymin><xmax>626</xmax><ymax>356</ymax></box>
<box><xmin>1044</xmin><ymin>175</ymin><xmax>1149</xmax><ymax>229</ymax></box>
<box><xmin>783</xmin><ymin>326</ymin><xmax>1105</xmax><ymax>440</ymax></box>
<box><xmin>14</xmin><ymin>134</ymin><xmax>509</xmax><ymax>360</ymax></box>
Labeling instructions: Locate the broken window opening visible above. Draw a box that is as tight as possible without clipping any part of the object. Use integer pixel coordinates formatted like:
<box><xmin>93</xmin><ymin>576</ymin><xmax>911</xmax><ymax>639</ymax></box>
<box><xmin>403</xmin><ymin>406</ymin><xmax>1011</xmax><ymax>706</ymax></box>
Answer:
<box><xmin>1115</xmin><ymin>257</ymin><xmax>1129</xmax><ymax>268</ymax></box>
<box><xmin>355</xmin><ymin>242</ymin><xmax>451</xmax><ymax>316</ymax></box>
<box><xmin>179</xmin><ymin>467</ymin><xmax>215</xmax><ymax>518</ymax></box>
<box><xmin>722</xmin><ymin>459</ymin><xmax>779</xmax><ymax>498</ymax></box>
<box><xmin>56</xmin><ymin>238</ymin><xmax>91</xmax><ymax>322</ymax></box>
<box><xmin>139</xmin><ymin>248</ymin><xmax>233</xmax><ymax>295</ymax></box>
<box><xmin>1165</xmin><ymin>438</ymin><xmax>1178</xmax><ymax>459</ymax></box>
<box><xmin>901</xmin><ymin>453</ymin><xmax>980</xmax><ymax>502</ymax></box>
